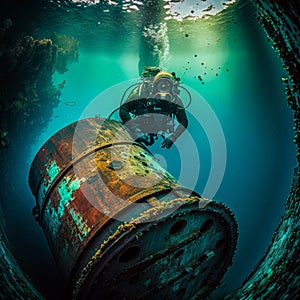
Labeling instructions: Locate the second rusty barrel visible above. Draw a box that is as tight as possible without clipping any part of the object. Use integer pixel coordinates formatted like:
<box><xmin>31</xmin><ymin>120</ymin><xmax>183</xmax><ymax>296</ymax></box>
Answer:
<box><xmin>29</xmin><ymin>117</ymin><xmax>237</xmax><ymax>299</ymax></box>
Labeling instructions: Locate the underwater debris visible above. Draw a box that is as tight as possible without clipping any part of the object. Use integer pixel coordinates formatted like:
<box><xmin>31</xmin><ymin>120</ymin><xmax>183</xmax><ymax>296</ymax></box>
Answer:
<box><xmin>64</xmin><ymin>101</ymin><xmax>76</xmax><ymax>106</ymax></box>
<box><xmin>202</xmin><ymin>5</ymin><xmax>214</xmax><ymax>12</ymax></box>
<box><xmin>0</xmin><ymin>129</ymin><xmax>9</xmax><ymax>149</ymax></box>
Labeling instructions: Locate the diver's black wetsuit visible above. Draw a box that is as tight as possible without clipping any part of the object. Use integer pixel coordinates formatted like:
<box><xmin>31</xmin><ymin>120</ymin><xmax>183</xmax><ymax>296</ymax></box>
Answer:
<box><xmin>119</xmin><ymin>97</ymin><xmax>188</xmax><ymax>147</ymax></box>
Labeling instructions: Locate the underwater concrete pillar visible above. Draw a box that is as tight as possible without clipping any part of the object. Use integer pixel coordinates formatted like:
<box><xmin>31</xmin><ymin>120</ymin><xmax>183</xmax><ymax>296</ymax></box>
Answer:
<box><xmin>29</xmin><ymin>117</ymin><xmax>237</xmax><ymax>299</ymax></box>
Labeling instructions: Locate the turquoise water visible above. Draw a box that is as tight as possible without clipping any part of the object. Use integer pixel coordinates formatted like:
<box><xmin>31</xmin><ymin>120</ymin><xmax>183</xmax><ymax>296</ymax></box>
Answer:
<box><xmin>3</xmin><ymin>0</ymin><xmax>296</xmax><ymax>299</ymax></box>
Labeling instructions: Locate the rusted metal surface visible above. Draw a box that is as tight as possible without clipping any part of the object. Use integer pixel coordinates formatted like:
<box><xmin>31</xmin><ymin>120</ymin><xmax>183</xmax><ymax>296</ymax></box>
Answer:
<box><xmin>29</xmin><ymin>117</ymin><xmax>238</xmax><ymax>299</ymax></box>
<box><xmin>71</xmin><ymin>198</ymin><xmax>237</xmax><ymax>300</ymax></box>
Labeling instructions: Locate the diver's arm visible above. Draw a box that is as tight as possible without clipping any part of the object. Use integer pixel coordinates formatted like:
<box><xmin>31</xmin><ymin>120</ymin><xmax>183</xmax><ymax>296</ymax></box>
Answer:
<box><xmin>161</xmin><ymin>104</ymin><xmax>188</xmax><ymax>149</ymax></box>
<box><xmin>119</xmin><ymin>104</ymin><xmax>131</xmax><ymax>123</ymax></box>
<box><xmin>170</xmin><ymin>96</ymin><xmax>188</xmax><ymax>141</ymax></box>
<box><xmin>172</xmin><ymin>108</ymin><xmax>188</xmax><ymax>140</ymax></box>
<box><xmin>119</xmin><ymin>100</ymin><xmax>144</xmax><ymax>140</ymax></box>
<box><xmin>119</xmin><ymin>86</ymin><xmax>141</xmax><ymax>123</ymax></box>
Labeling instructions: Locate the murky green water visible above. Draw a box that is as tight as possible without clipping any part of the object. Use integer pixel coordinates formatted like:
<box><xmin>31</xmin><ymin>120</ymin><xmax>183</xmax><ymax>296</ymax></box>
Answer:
<box><xmin>2</xmin><ymin>0</ymin><xmax>296</xmax><ymax>299</ymax></box>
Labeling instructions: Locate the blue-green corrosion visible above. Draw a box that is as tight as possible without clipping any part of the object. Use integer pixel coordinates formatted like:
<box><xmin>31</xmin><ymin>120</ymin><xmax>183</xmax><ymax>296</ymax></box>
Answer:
<box><xmin>57</xmin><ymin>176</ymin><xmax>81</xmax><ymax>218</ymax></box>
<box><xmin>46</xmin><ymin>160</ymin><xmax>60</xmax><ymax>182</ymax></box>
<box><xmin>57</xmin><ymin>176</ymin><xmax>90</xmax><ymax>239</ymax></box>
<box><xmin>68</xmin><ymin>208</ymin><xmax>91</xmax><ymax>242</ymax></box>
<box><xmin>38</xmin><ymin>160</ymin><xmax>61</xmax><ymax>207</ymax></box>
<box><xmin>43</xmin><ymin>174</ymin><xmax>91</xmax><ymax>268</ymax></box>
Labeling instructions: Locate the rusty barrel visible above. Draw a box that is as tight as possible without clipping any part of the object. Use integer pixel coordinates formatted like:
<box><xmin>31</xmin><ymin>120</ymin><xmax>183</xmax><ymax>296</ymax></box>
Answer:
<box><xmin>29</xmin><ymin>117</ymin><xmax>237</xmax><ymax>299</ymax></box>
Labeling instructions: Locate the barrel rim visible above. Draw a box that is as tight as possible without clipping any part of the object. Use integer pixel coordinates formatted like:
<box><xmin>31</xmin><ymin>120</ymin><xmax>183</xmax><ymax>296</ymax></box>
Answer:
<box><xmin>70</xmin><ymin>198</ymin><xmax>238</xmax><ymax>299</ymax></box>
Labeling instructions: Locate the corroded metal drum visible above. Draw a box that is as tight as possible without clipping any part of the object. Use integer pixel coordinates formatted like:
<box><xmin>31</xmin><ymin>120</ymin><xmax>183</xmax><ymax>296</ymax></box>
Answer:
<box><xmin>29</xmin><ymin>117</ymin><xmax>237</xmax><ymax>299</ymax></box>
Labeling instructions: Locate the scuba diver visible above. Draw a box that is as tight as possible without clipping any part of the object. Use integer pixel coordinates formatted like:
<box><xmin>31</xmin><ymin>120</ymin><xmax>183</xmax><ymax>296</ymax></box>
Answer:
<box><xmin>118</xmin><ymin>66</ymin><xmax>190</xmax><ymax>149</ymax></box>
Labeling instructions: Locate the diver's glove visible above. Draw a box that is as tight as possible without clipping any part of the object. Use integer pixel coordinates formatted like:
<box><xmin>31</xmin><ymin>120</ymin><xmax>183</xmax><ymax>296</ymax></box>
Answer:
<box><xmin>135</xmin><ymin>135</ymin><xmax>148</xmax><ymax>145</ymax></box>
<box><xmin>161</xmin><ymin>136</ymin><xmax>176</xmax><ymax>149</ymax></box>
<box><xmin>136</xmin><ymin>134</ymin><xmax>156</xmax><ymax>146</ymax></box>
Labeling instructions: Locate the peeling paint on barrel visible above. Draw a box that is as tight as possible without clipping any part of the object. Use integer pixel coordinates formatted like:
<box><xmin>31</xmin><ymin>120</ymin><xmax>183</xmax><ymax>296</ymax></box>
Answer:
<box><xmin>46</xmin><ymin>160</ymin><xmax>60</xmax><ymax>182</ymax></box>
<box><xmin>57</xmin><ymin>176</ymin><xmax>85</xmax><ymax>218</ymax></box>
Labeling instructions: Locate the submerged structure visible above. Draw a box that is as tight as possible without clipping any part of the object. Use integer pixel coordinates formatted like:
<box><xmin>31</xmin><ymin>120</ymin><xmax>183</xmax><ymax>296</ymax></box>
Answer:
<box><xmin>28</xmin><ymin>117</ymin><xmax>237</xmax><ymax>299</ymax></box>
